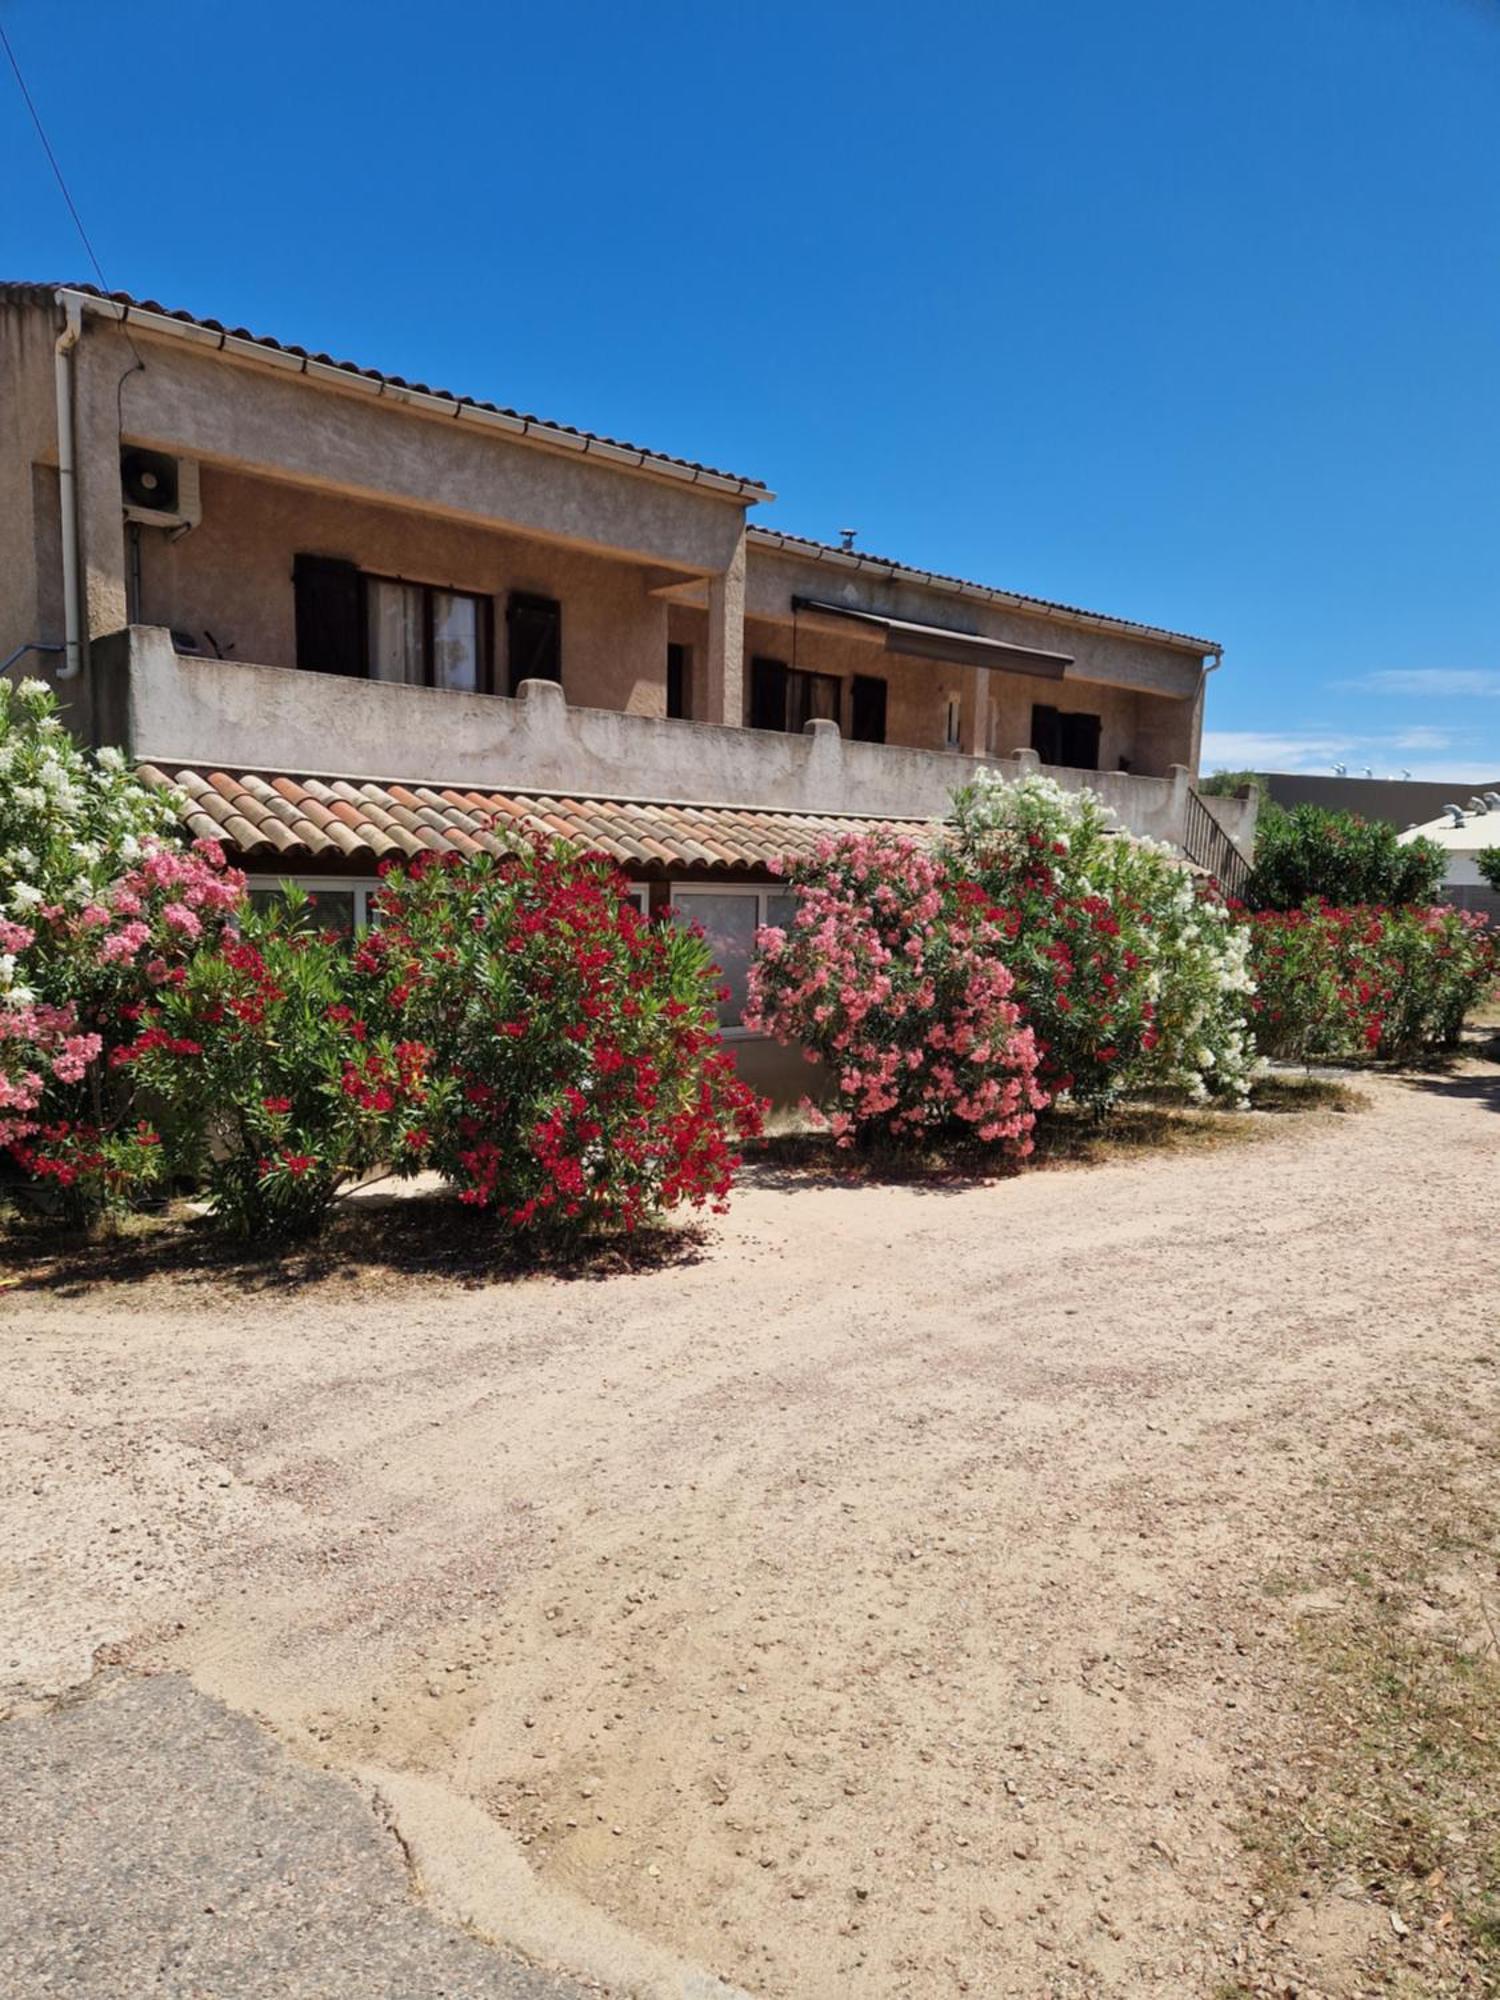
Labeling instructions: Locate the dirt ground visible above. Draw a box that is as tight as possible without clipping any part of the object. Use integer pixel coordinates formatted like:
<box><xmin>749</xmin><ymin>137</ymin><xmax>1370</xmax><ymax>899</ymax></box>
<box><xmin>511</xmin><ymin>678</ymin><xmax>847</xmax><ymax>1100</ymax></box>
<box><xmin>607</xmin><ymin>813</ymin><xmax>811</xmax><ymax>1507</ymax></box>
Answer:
<box><xmin>3</xmin><ymin>1060</ymin><xmax>1498</xmax><ymax>2000</ymax></box>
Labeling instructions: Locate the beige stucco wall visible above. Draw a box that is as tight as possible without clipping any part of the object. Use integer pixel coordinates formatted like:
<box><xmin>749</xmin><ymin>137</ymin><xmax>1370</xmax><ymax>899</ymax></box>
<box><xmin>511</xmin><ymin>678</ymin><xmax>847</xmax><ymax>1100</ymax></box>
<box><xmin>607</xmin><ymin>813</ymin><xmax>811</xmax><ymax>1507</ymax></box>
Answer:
<box><xmin>137</xmin><ymin>464</ymin><xmax>672</xmax><ymax>717</ymax></box>
<box><xmin>661</xmin><ymin>604</ymin><xmax>1198</xmax><ymax>776</ymax></box>
<box><xmin>745</xmin><ymin>543</ymin><xmax>1208</xmax><ymax>701</ymax></box>
<box><xmin>98</xmin><ymin>627</ymin><xmax>1222</xmax><ymax>850</ymax></box>
<box><xmin>0</xmin><ymin>298</ymin><xmax>62</xmax><ymax>671</ymax></box>
<box><xmin>89</xmin><ymin>320</ymin><xmax>749</xmax><ymax>575</ymax></box>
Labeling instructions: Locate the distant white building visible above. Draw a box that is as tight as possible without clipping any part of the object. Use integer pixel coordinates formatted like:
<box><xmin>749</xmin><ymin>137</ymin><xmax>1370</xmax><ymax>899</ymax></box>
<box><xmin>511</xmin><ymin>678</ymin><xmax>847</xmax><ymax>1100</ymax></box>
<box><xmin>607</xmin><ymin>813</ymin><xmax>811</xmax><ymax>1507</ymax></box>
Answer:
<box><xmin>1399</xmin><ymin>795</ymin><xmax>1500</xmax><ymax>922</ymax></box>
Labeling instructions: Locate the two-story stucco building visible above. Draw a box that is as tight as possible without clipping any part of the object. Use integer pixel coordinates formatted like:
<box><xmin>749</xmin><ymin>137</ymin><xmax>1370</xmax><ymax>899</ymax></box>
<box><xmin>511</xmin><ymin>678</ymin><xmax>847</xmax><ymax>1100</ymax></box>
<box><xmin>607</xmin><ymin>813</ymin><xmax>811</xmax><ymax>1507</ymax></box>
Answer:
<box><xmin>0</xmin><ymin>281</ymin><xmax>1255</xmax><ymax>1094</ymax></box>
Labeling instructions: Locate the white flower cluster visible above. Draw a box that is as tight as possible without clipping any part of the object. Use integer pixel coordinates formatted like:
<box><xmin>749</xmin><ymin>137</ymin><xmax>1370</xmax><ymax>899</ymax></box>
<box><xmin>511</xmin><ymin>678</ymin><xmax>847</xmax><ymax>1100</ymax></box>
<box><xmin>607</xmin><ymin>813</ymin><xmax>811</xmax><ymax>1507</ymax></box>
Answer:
<box><xmin>947</xmin><ymin>764</ymin><xmax>1262</xmax><ymax>1108</ymax></box>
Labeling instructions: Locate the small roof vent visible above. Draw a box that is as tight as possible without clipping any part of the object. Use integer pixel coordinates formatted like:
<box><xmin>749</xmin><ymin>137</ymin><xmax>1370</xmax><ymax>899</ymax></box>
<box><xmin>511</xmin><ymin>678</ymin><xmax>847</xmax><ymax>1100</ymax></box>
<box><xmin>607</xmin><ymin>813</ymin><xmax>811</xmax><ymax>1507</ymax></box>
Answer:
<box><xmin>837</xmin><ymin>527</ymin><xmax>858</xmax><ymax>553</ymax></box>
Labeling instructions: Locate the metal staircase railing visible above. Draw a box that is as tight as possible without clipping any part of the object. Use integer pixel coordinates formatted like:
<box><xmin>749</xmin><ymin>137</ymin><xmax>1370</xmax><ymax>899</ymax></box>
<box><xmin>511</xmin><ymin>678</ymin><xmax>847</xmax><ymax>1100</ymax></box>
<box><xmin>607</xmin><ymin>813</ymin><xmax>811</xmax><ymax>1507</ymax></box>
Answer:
<box><xmin>1181</xmin><ymin>788</ymin><xmax>1252</xmax><ymax>900</ymax></box>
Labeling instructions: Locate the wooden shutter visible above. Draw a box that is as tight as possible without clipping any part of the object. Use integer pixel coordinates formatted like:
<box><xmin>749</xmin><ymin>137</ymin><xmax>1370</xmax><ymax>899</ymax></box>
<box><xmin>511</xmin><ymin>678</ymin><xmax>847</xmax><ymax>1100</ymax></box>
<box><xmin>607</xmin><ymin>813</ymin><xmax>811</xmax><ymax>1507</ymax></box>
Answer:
<box><xmin>750</xmin><ymin>657</ymin><xmax>788</xmax><ymax>731</ymax></box>
<box><xmin>850</xmin><ymin>674</ymin><xmax>887</xmax><ymax>744</ymax></box>
<box><xmin>666</xmin><ymin>642</ymin><xmax>690</xmax><ymax>719</ymax></box>
<box><xmin>506</xmin><ymin>593</ymin><xmax>562</xmax><ymax>693</ymax></box>
<box><xmin>1030</xmin><ymin>703</ymin><xmax>1063</xmax><ymax>765</ymax></box>
<box><xmin>1061</xmin><ymin>711</ymin><xmax>1101</xmax><ymax>771</ymax></box>
<box><xmin>293</xmin><ymin>555</ymin><xmax>363</xmax><ymax>677</ymax></box>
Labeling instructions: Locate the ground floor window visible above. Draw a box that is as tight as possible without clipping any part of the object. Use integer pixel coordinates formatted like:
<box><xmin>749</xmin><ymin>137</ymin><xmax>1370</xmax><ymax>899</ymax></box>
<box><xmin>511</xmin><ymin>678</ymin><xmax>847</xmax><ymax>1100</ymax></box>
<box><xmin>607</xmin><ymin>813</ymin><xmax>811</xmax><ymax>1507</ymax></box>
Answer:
<box><xmin>1031</xmin><ymin>703</ymin><xmax>1102</xmax><ymax>771</ymax></box>
<box><xmin>247</xmin><ymin>875</ymin><xmax>647</xmax><ymax>932</ymax></box>
<box><xmin>668</xmin><ymin>884</ymin><xmax>798</xmax><ymax>1032</ymax></box>
<box><xmin>246</xmin><ymin>876</ymin><xmax>383</xmax><ymax>933</ymax></box>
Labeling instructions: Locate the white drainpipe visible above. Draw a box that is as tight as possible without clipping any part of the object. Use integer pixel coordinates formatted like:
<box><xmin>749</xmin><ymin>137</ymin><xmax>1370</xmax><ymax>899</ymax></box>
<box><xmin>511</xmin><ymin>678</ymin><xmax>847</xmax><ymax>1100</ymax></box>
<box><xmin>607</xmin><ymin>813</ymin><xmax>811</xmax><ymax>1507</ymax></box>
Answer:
<box><xmin>53</xmin><ymin>293</ymin><xmax>83</xmax><ymax>679</ymax></box>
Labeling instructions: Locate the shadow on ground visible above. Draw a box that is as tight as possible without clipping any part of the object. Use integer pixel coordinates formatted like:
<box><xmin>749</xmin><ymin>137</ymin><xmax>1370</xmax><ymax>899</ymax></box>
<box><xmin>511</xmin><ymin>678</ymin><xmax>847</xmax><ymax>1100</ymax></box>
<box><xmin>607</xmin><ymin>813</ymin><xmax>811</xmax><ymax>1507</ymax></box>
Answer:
<box><xmin>0</xmin><ymin>1191</ymin><xmax>712</xmax><ymax>1299</ymax></box>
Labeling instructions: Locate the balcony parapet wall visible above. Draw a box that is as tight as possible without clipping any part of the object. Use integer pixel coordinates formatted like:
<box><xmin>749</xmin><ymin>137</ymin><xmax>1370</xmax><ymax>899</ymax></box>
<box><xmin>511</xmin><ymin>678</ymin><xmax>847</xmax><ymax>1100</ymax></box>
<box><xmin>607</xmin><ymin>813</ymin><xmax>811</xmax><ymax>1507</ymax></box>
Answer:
<box><xmin>86</xmin><ymin>626</ymin><xmax>1255</xmax><ymax>856</ymax></box>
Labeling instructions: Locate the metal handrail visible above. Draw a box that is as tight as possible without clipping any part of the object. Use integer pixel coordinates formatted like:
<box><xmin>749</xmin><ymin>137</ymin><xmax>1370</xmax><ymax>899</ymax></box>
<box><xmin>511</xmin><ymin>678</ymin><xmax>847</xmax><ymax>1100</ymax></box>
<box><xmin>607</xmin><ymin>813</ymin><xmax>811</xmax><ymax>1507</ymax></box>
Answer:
<box><xmin>1182</xmin><ymin>788</ymin><xmax>1251</xmax><ymax>900</ymax></box>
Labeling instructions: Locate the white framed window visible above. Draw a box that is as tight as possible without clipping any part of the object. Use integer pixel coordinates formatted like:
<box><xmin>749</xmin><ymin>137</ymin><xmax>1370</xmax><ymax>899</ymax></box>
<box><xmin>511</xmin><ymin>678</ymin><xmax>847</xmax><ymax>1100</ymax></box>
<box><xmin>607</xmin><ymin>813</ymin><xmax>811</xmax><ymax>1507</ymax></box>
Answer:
<box><xmin>246</xmin><ymin>875</ymin><xmax>383</xmax><ymax>934</ymax></box>
<box><xmin>668</xmin><ymin>882</ymin><xmax>797</xmax><ymax>1035</ymax></box>
<box><xmin>247</xmin><ymin>876</ymin><xmax>650</xmax><ymax>933</ymax></box>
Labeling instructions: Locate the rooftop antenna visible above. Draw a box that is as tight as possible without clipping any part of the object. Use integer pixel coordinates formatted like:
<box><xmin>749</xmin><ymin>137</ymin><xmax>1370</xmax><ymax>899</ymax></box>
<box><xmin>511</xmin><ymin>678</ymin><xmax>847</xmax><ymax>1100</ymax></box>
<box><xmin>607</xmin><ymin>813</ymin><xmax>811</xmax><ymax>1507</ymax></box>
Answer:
<box><xmin>1332</xmin><ymin>763</ymin><xmax>1348</xmax><ymax>775</ymax></box>
<box><xmin>838</xmin><ymin>527</ymin><xmax>858</xmax><ymax>553</ymax></box>
<box><xmin>1361</xmin><ymin>766</ymin><xmax>1374</xmax><ymax>778</ymax></box>
<box><xmin>1400</xmin><ymin>768</ymin><xmax>1411</xmax><ymax>780</ymax></box>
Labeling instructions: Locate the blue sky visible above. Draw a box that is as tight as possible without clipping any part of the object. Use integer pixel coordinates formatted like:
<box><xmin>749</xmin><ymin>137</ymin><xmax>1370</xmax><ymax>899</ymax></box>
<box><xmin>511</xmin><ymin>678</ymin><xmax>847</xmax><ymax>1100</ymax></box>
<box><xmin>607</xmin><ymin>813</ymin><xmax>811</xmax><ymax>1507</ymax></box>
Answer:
<box><xmin>4</xmin><ymin>0</ymin><xmax>1499</xmax><ymax>777</ymax></box>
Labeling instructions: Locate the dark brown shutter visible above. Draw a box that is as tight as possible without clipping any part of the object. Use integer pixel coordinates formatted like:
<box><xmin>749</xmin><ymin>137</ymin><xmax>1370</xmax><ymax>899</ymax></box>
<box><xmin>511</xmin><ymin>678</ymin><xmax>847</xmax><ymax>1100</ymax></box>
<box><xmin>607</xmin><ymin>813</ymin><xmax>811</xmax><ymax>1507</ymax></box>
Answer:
<box><xmin>1061</xmin><ymin>711</ymin><xmax>1101</xmax><ymax>771</ymax></box>
<box><xmin>293</xmin><ymin>555</ymin><xmax>363</xmax><ymax>677</ymax></box>
<box><xmin>850</xmin><ymin>674</ymin><xmax>887</xmax><ymax>744</ymax></box>
<box><xmin>507</xmin><ymin>593</ymin><xmax>562</xmax><ymax>692</ymax></box>
<box><xmin>666</xmin><ymin>642</ymin><xmax>690</xmax><ymax>719</ymax></box>
<box><xmin>750</xmin><ymin>657</ymin><xmax>788</xmax><ymax>731</ymax></box>
<box><xmin>1030</xmin><ymin>703</ymin><xmax>1063</xmax><ymax>764</ymax></box>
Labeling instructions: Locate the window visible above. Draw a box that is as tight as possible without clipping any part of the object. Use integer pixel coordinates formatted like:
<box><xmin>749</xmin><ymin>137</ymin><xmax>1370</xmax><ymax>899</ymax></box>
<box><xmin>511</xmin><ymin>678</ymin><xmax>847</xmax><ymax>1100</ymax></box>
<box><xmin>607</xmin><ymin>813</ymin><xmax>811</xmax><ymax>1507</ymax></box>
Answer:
<box><xmin>293</xmin><ymin>554</ymin><xmax>490</xmax><ymax>690</ymax></box>
<box><xmin>247</xmin><ymin>876</ymin><xmax>382</xmax><ymax>933</ymax></box>
<box><xmin>850</xmin><ymin>674</ymin><xmax>887</xmax><ymax>744</ymax></box>
<box><xmin>667</xmin><ymin>642</ymin><xmax>691</xmax><ymax>720</ymax></box>
<box><xmin>668</xmin><ymin>884</ymin><xmax>798</xmax><ymax>1033</ymax></box>
<box><xmin>749</xmin><ymin>656</ymin><xmax>842</xmax><ymax>734</ymax></box>
<box><xmin>507</xmin><ymin>592</ymin><xmax>562</xmax><ymax>692</ymax></box>
<box><xmin>366</xmin><ymin>578</ymin><xmax>486</xmax><ymax>692</ymax></box>
<box><xmin>1031</xmin><ymin>704</ymin><xmax>1101</xmax><ymax>771</ymax></box>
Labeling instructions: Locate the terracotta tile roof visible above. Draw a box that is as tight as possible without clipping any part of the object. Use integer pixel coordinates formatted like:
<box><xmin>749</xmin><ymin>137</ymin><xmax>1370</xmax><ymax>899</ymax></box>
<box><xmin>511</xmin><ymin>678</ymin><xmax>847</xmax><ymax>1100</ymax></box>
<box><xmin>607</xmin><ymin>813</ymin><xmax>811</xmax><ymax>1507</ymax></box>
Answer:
<box><xmin>748</xmin><ymin>526</ymin><xmax>1218</xmax><ymax>656</ymax></box>
<box><xmin>140</xmin><ymin>766</ymin><xmax>937</xmax><ymax>875</ymax></box>
<box><xmin>3</xmin><ymin>282</ymin><xmax>768</xmax><ymax>496</ymax></box>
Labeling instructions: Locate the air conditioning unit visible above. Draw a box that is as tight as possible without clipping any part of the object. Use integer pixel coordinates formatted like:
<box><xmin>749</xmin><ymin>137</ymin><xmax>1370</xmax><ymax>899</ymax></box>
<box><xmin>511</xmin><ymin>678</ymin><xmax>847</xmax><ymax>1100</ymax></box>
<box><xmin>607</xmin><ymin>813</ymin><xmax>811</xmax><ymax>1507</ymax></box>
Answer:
<box><xmin>121</xmin><ymin>447</ymin><xmax>202</xmax><ymax>531</ymax></box>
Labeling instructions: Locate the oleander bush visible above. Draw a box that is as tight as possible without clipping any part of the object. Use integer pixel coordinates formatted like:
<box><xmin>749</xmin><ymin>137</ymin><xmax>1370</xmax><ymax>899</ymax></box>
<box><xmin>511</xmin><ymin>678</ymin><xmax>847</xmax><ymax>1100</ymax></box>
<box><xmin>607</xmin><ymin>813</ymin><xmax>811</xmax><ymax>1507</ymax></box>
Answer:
<box><xmin>1241</xmin><ymin>902</ymin><xmax>1497</xmax><ymax>1062</ymax></box>
<box><xmin>947</xmin><ymin>770</ymin><xmax>1259</xmax><ymax>1114</ymax></box>
<box><xmin>357</xmin><ymin>844</ymin><xmax>764</xmax><ymax>1230</ymax></box>
<box><xmin>744</xmin><ymin>831</ymin><xmax>1046</xmax><ymax>1151</ymax></box>
<box><xmin>0</xmin><ymin>677</ymin><xmax>243</xmax><ymax>1220</ymax></box>
<box><xmin>120</xmin><ymin>890</ymin><xmax>442</xmax><ymax>1239</ymax></box>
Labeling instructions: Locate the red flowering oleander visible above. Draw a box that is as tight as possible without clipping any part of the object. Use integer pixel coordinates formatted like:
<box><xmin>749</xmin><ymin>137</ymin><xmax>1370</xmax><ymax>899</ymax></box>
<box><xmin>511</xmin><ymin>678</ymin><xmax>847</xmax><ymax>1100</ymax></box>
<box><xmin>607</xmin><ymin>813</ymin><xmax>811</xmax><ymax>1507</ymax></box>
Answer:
<box><xmin>1237</xmin><ymin>901</ymin><xmax>1496</xmax><ymax>1062</ymax></box>
<box><xmin>365</xmin><ymin>840</ymin><xmax>764</xmax><ymax>1232</ymax></box>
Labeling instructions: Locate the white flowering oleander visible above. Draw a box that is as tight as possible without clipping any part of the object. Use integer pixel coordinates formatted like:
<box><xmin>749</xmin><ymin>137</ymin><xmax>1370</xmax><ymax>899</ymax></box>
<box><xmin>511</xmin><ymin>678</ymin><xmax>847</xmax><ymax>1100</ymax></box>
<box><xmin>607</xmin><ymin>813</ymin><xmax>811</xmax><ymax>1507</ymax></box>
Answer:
<box><xmin>0</xmin><ymin>678</ymin><xmax>178</xmax><ymax>919</ymax></box>
<box><xmin>947</xmin><ymin>766</ymin><xmax>1260</xmax><ymax>1109</ymax></box>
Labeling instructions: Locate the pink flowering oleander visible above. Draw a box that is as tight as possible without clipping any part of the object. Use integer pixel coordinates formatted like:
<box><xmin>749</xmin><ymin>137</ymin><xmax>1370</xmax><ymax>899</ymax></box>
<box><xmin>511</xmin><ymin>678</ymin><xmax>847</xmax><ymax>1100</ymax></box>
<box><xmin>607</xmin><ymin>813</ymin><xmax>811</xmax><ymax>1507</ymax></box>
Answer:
<box><xmin>746</xmin><ymin>832</ymin><xmax>1046</xmax><ymax>1152</ymax></box>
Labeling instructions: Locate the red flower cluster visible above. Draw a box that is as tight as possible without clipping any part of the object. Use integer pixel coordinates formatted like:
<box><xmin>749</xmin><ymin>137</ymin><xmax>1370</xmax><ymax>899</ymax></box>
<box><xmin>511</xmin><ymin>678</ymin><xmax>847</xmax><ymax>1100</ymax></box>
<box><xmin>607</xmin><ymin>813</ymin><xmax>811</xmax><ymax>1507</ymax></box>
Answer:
<box><xmin>366</xmin><ymin>840</ymin><xmax>763</xmax><ymax>1231</ymax></box>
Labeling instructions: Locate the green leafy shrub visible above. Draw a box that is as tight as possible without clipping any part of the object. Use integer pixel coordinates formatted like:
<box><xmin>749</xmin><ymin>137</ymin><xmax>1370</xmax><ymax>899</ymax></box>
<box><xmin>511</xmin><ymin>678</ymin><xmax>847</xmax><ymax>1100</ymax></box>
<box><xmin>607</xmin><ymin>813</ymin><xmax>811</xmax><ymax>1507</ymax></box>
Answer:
<box><xmin>1245</xmin><ymin>804</ymin><xmax>1445</xmax><ymax>911</ymax></box>
<box><xmin>1478</xmin><ymin>849</ymin><xmax>1500</xmax><ymax>894</ymax></box>
<box><xmin>948</xmin><ymin>771</ymin><xmax>1259</xmax><ymax>1114</ymax></box>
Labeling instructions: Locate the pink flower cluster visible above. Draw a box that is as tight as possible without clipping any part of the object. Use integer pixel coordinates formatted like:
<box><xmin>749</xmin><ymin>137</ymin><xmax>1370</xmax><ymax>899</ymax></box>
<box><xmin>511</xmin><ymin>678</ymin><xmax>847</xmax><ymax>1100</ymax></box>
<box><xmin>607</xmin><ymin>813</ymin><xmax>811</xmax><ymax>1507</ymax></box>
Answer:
<box><xmin>746</xmin><ymin>833</ymin><xmax>1047</xmax><ymax>1151</ymax></box>
<box><xmin>0</xmin><ymin>1002</ymin><xmax>102</xmax><ymax>1147</ymax></box>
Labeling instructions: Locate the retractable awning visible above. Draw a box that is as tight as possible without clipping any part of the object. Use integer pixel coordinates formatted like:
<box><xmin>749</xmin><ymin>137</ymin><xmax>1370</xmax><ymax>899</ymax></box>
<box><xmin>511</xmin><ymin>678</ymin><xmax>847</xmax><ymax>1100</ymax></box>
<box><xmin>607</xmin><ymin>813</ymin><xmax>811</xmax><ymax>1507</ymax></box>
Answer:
<box><xmin>792</xmin><ymin>596</ymin><xmax>1074</xmax><ymax>679</ymax></box>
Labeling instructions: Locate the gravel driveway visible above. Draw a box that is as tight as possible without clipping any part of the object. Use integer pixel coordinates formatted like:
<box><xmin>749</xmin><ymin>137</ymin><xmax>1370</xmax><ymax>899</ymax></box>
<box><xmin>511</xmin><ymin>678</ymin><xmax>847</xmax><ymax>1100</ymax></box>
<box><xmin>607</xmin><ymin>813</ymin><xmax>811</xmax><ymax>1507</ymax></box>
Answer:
<box><xmin>3</xmin><ymin>1059</ymin><xmax>1497</xmax><ymax>1998</ymax></box>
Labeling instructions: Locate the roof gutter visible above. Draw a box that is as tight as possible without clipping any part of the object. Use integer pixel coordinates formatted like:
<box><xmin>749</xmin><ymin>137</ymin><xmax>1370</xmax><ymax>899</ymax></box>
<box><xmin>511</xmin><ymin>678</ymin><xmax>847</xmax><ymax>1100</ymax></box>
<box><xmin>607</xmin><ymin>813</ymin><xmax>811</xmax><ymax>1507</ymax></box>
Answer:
<box><xmin>53</xmin><ymin>291</ymin><xmax>83</xmax><ymax>679</ymax></box>
<box><xmin>59</xmin><ymin>288</ymin><xmax>774</xmax><ymax>505</ymax></box>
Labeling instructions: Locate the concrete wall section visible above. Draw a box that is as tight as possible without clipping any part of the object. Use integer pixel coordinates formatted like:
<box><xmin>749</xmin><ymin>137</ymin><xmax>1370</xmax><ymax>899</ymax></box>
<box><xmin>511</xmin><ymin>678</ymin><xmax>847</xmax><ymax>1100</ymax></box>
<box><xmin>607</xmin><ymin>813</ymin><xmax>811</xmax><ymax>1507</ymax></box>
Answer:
<box><xmin>103</xmin><ymin>627</ymin><xmax>1217</xmax><ymax>848</ymax></box>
